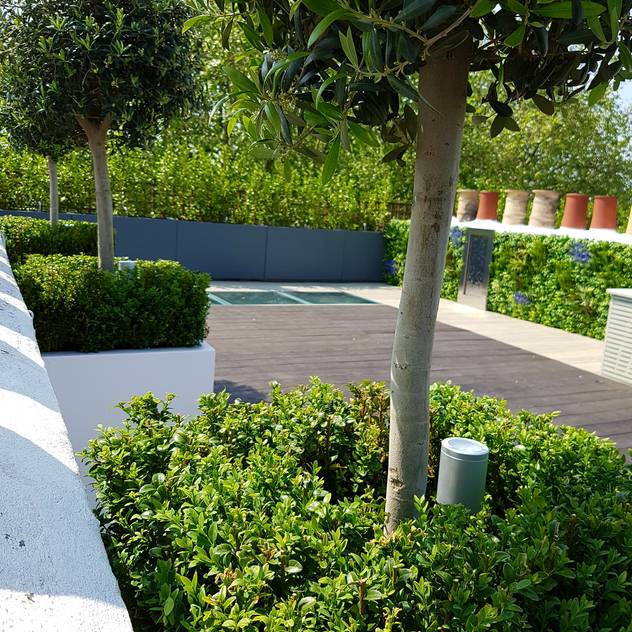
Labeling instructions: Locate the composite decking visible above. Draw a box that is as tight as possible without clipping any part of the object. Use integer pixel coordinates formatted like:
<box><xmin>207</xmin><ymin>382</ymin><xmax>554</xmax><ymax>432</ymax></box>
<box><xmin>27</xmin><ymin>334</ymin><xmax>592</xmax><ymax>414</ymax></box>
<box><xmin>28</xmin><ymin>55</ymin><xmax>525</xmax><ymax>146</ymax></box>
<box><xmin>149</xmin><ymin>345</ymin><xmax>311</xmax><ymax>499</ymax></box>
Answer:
<box><xmin>207</xmin><ymin>303</ymin><xmax>632</xmax><ymax>455</ymax></box>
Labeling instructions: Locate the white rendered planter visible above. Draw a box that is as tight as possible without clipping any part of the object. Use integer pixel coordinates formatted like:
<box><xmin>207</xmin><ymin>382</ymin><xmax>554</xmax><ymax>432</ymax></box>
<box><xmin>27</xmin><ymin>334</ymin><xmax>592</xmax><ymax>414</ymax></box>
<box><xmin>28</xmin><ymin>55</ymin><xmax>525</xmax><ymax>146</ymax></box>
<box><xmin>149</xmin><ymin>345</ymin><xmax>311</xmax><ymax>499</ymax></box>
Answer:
<box><xmin>43</xmin><ymin>342</ymin><xmax>215</xmax><ymax>459</ymax></box>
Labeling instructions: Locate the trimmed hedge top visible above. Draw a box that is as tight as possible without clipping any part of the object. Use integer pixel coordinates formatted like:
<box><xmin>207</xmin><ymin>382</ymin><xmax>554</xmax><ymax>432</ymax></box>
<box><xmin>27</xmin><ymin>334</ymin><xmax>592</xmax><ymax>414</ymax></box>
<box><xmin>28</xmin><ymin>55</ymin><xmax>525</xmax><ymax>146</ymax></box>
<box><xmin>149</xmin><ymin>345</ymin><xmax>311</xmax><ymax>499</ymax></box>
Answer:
<box><xmin>0</xmin><ymin>214</ymin><xmax>97</xmax><ymax>264</ymax></box>
<box><xmin>384</xmin><ymin>220</ymin><xmax>632</xmax><ymax>339</ymax></box>
<box><xmin>16</xmin><ymin>255</ymin><xmax>209</xmax><ymax>352</ymax></box>
<box><xmin>83</xmin><ymin>380</ymin><xmax>631</xmax><ymax>631</ymax></box>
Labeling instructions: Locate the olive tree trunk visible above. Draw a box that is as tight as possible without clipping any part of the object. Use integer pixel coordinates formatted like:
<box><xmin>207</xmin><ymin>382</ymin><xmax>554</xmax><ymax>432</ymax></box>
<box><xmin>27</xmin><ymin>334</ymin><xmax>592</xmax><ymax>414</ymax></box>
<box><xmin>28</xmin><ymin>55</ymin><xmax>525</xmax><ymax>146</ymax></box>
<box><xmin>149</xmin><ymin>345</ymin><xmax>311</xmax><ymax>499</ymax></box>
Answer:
<box><xmin>47</xmin><ymin>155</ymin><xmax>59</xmax><ymax>226</ymax></box>
<box><xmin>79</xmin><ymin>117</ymin><xmax>114</xmax><ymax>271</ymax></box>
<box><xmin>385</xmin><ymin>41</ymin><xmax>471</xmax><ymax>533</ymax></box>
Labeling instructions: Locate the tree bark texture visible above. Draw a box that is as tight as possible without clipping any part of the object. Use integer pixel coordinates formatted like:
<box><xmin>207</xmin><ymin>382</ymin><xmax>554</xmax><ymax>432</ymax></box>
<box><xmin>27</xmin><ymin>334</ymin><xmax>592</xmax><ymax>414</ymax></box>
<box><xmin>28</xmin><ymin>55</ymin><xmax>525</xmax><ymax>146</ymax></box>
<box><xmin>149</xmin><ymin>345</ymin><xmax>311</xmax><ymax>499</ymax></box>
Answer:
<box><xmin>385</xmin><ymin>41</ymin><xmax>471</xmax><ymax>533</ymax></box>
<box><xmin>47</xmin><ymin>156</ymin><xmax>59</xmax><ymax>226</ymax></box>
<box><xmin>80</xmin><ymin>118</ymin><xmax>114</xmax><ymax>271</ymax></box>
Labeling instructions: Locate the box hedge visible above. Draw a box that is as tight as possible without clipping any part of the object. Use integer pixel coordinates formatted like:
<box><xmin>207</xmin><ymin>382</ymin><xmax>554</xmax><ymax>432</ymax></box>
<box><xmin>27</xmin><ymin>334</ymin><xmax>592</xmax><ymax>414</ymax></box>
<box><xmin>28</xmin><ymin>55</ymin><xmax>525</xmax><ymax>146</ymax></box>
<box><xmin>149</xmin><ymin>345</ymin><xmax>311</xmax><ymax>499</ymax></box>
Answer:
<box><xmin>83</xmin><ymin>380</ymin><xmax>632</xmax><ymax>631</ymax></box>
<box><xmin>384</xmin><ymin>220</ymin><xmax>632</xmax><ymax>339</ymax></box>
<box><xmin>16</xmin><ymin>254</ymin><xmax>209</xmax><ymax>352</ymax></box>
<box><xmin>0</xmin><ymin>214</ymin><xmax>97</xmax><ymax>264</ymax></box>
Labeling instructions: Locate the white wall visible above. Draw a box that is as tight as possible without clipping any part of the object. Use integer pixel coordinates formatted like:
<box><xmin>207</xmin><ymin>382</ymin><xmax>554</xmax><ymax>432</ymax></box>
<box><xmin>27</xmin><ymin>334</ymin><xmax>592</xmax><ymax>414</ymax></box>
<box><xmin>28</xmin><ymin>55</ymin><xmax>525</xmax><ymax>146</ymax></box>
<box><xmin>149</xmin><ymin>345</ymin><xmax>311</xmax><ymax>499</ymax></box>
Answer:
<box><xmin>0</xmin><ymin>233</ymin><xmax>133</xmax><ymax>631</ymax></box>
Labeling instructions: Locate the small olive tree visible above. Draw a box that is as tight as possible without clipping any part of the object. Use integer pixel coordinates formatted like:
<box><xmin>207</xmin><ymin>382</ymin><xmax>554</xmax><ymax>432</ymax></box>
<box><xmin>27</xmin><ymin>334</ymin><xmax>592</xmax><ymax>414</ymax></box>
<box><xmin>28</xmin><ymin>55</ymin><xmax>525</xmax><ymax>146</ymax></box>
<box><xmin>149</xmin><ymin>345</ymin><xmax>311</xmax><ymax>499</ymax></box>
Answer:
<box><xmin>0</xmin><ymin>92</ymin><xmax>83</xmax><ymax>224</ymax></box>
<box><xmin>190</xmin><ymin>0</ymin><xmax>632</xmax><ymax>530</ymax></box>
<box><xmin>2</xmin><ymin>0</ymin><xmax>203</xmax><ymax>269</ymax></box>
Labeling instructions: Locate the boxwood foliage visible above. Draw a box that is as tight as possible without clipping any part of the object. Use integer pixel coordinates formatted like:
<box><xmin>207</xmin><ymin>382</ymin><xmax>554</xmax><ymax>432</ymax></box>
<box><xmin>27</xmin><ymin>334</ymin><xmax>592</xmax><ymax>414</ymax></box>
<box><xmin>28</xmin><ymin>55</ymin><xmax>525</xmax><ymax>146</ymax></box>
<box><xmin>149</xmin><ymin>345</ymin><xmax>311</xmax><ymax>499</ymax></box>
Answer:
<box><xmin>0</xmin><ymin>214</ymin><xmax>97</xmax><ymax>264</ymax></box>
<box><xmin>384</xmin><ymin>220</ymin><xmax>632</xmax><ymax>339</ymax></box>
<box><xmin>16</xmin><ymin>254</ymin><xmax>209</xmax><ymax>352</ymax></box>
<box><xmin>83</xmin><ymin>379</ymin><xmax>632</xmax><ymax>631</ymax></box>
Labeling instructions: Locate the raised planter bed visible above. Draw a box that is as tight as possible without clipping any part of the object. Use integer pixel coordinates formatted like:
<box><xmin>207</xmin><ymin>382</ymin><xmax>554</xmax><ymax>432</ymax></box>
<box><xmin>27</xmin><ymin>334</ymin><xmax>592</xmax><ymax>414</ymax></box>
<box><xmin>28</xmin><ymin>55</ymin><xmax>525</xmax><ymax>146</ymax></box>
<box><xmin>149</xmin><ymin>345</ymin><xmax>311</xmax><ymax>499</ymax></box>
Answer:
<box><xmin>43</xmin><ymin>342</ymin><xmax>215</xmax><ymax>463</ymax></box>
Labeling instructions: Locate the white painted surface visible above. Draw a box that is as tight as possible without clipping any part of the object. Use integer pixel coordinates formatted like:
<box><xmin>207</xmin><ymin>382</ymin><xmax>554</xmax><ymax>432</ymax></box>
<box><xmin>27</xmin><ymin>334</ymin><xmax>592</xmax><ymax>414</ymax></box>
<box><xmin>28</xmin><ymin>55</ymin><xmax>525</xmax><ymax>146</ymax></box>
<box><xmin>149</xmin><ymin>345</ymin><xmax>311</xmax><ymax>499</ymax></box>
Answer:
<box><xmin>44</xmin><ymin>343</ymin><xmax>215</xmax><ymax>463</ymax></box>
<box><xmin>602</xmin><ymin>290</ymin><xmax>632</xmax><ymax>385</ymax></box>
<box><xmin>608</xmin><ymin>288</ymin><xmax>632</xmax><ymax>300</ymax></box>
<box><xmin>209</xmin><ymin>281</ymin><xmax>605</xmax><ymax>375</ymax></box>
<box><xmin>452</xmin><ymin>217</ymin><xmax>632</xmax><ymax>245</ymax></box>
<box><xmin>0</xmin><ymin>234</ymin><xmax>133</xmax><ymax>631</ymax></box>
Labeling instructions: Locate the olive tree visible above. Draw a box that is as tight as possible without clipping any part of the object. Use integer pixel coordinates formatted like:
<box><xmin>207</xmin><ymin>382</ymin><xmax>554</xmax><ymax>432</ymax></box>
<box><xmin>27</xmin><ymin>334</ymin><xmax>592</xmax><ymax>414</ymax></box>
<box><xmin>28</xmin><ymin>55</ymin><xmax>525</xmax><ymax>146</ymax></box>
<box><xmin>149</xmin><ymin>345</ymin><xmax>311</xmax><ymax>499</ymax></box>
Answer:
<box><xmin>0</xmin><ymin>92</ymin><xmax>83</xmax><ymax>225</ymax></box>
<box><xmin>190</xmin><ymin>0</ymin><xmax>632</xmax><ymax>530</ymax></box>
<box><xmin>2</xmin><ymin>0</ymin><xmax>203</xmax><ymax>269</ymax></box>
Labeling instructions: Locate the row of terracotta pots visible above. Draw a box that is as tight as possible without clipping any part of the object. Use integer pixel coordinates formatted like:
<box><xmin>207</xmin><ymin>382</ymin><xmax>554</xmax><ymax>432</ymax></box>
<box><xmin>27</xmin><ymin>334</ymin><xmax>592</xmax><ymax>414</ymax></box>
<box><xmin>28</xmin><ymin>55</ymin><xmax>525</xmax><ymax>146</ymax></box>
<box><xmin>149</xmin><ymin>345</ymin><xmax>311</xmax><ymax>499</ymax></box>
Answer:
<box><xmin>456</xmin><ymin>189</ymin><xmax>623</xmax><ymax>232</ymax></box>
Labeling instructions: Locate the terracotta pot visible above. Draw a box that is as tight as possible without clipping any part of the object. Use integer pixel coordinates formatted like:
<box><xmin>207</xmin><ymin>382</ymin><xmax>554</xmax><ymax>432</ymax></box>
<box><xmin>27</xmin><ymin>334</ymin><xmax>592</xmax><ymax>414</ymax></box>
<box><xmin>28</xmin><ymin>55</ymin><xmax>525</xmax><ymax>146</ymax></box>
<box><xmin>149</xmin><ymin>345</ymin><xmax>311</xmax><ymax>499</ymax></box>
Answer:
<box><xmin>590</xmin><ymin>195</ymin><xmax>618</xmax><ymax>230</ymax></box>
<box><xmin>627</xmin><ymin>208</ymin><xmax>632</xmax><ymax>235</ymax></box>
<box><xmin>476</xmin><ymin>191</ymin><xmax>499</xmax><ymax>221</ymax></box>
<box><xmin>502</xmin><ymin>190</ymin><xmax>529</xmax><ymax>225</ymax></box>
<box><xmin>561</xmin><ymin>193</ymin><xmax>589</xmax><ymax>229</ymax></box>
<box><xmin>528</xmin><ymin>189</ymin><xmax>560</xmax><ymax>228</ymax></box>
<box><xmin>456</xmin><ymin>189</ymin><xmax>478</xmax><ymax>222</ymax></box>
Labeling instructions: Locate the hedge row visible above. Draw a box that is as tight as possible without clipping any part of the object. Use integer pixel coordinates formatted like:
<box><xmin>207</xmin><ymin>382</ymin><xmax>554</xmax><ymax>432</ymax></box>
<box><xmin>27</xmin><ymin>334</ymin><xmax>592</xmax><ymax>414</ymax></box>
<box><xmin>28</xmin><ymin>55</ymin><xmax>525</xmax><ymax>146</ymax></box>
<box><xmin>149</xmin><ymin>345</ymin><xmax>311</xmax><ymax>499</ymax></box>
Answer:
<box><xmin>0</xmin><ymin>214</ymin><xmax>97</xmax><ymax>264</ymax></box>
<box><xmin>83</xmin><ymin>379</ymin><xmax>632</xmax><ymax>631</ymax></box>
<box><xmin>16</xmin><ymin>254</ymin><xmax>209</xmax><ymax>352</ymax></box>
<box><xmin>384</xmin><ymin>220</ymin><xmax>632</xmax><ymax>339</ymax></box>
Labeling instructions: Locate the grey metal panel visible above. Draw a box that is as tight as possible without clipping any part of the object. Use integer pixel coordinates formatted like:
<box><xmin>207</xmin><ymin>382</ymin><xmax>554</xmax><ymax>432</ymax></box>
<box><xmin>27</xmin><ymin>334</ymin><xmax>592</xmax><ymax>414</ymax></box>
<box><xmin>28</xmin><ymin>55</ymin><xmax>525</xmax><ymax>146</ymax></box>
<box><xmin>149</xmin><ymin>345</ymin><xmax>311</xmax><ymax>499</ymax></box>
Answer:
<box><xmin>113</xmin><ymin>216</ymin><xmax>178</xmax><ymax>261</ymax></box>
<box><xmin>176</xmin><ymin>221</ymin><xmax>267</xmax><ymax>279</ymax></box>
<box><xmin>265</xmin><ymin>227</ymin><xmax>345</xmax><ymax>281</ymax></box>
<box><xmin>458</xmin><ymin>228</ymin><xmax>495</xmax><ymax>310</ymax></box>
<box><xmin>341</xmin><ymin>230</ymin><xmax>384</xmax><ymax>282</ymax></box>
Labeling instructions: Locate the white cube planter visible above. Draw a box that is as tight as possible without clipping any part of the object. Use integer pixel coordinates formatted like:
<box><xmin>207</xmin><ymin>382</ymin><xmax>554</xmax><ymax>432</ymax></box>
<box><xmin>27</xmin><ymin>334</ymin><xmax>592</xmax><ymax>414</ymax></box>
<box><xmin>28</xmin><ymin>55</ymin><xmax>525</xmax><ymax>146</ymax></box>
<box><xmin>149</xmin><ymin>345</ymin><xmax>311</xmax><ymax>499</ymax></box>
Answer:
<box><xmin>43</xmin><ymin>342</ymin><xmax>215</xmax><ymax>460</ymax></box>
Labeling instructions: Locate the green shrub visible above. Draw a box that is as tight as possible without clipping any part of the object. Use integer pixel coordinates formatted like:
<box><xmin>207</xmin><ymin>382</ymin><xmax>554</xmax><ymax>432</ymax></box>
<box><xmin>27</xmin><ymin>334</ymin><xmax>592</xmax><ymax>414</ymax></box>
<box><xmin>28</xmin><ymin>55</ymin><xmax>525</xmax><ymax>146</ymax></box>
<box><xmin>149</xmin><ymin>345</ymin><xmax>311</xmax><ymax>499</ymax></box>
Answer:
<box><xmin>84</xmin><ymin>380</ymin><xmax>632</xmax><ymax>631</ymax></box>
<box><xmin>383</xmin><ymin>220</ymin><xmax>465</xmax><ymax>300</ymax></box>
<box><xmin>15</xmin><ymin>254</ymin><xmax>209</xmax><ymax>352</ymax></box>
<box><xmin>0</xmin><ymin>214</ymin><xmax>97</xmax><ymax>264</ymax></box>
<box><xmin>385</xmin><ymin>222</ymin><xmax>632</xmax><ymax>339</ymax></box>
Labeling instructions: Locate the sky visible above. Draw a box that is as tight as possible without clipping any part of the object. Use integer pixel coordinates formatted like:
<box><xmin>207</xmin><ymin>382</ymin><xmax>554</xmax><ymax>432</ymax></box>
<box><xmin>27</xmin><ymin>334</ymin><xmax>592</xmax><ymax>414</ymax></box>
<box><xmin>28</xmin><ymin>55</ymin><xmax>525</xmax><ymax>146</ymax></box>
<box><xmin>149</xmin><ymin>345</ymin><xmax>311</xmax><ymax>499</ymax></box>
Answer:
<box><xmin>617</xmin><ymin>81</ymin><xmax>632</xmax><ymax>109</ymax></box>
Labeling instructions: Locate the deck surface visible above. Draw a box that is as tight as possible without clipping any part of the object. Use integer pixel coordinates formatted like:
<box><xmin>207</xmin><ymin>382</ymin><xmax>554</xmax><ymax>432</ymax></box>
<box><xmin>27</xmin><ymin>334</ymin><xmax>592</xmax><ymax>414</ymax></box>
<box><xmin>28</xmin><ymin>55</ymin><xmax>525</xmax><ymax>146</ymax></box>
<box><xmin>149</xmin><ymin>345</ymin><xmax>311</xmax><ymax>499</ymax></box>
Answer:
<box><xmin>207</xmin><ymin>304</ymin><xmax>632</xmax><ymax>454</ymax></box>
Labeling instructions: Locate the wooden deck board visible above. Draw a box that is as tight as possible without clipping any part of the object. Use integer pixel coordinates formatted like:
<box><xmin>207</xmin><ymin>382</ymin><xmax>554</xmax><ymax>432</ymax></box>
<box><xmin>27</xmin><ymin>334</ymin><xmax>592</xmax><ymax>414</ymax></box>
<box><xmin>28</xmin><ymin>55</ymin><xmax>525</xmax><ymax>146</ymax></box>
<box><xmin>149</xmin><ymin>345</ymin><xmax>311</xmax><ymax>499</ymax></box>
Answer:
<box><xmin>207</xmin><ymin>304</ymin><xmax>632</xmax><ymax>454</ymax></box>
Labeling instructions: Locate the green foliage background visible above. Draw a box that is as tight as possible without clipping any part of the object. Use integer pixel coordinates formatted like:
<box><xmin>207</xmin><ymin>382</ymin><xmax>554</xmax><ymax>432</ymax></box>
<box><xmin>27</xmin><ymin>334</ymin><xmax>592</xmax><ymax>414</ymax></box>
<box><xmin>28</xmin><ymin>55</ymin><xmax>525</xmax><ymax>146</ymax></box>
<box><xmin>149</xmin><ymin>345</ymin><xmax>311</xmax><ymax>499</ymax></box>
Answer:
<box><xmin>1</xmin><ymin>93</ymin><xmax>631</xmax><ymax>230</ymax></box>
<box><xmin>385</xmin><ymin>220</ymin><xmax>632</xmax><ymax>339</ymax></box>
<box><xmin>83</xmin><ymin>380</ymin><xmax>632</xmax><ymax>631</ymax></box>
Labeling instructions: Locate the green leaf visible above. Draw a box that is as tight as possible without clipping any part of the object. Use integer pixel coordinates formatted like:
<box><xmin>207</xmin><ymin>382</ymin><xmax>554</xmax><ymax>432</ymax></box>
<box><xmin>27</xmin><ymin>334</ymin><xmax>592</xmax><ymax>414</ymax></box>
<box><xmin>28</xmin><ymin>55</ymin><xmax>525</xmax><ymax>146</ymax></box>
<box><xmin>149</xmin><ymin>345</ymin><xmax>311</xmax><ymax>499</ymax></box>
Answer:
<box><xmin>301</xmin><ymin>0</ymin><xmax>344</xmax><ymax>18</ymax></box>
<box><xmin>395</xmin><ymin>0</ymin><xmax>439</xmax><ymax>22</ymax></box>
<box><xmin>504</xmin><ymin>0</ymin><xmax>529</xmax><ymax>16</ymax></box>
<box><xmin>503</xmin><ymin>116</ymin><xmax>520</xmax><ymax>132</ymax></box>
<box><xmin>533</xmin><ymin>1</ymin><xmax>605</xmax><ymax>19</ymax></box>
<box><xmin>532</xmin><ymin>93</ymin><xmax>555</xmax><ymax>115</ymax></box>
<box><xmin>587</xmin><ymin>15</ymin><xmax>607</xmax><ymax>42</ymax></box>
<box><xmin>419</xmin><ymin>5</ymin><xmax>457</xmax><ymax>31</ymax></box>
<box><xmin>163</xmin><ymin>596</ymin><xmax>174</xmax><ymax>617</ymax></box>
<box><xmin>490</xmin><ymin>114</ymin><xmax>505</xmax><ymax>138</ymax></box>
<box><xmin>618</xmin><ymin>42</ymin><xmax>632</xmax><ymax>71</ymax></box>
<box><xmin>588</xmin><ymin>81</ymin><xmax>607</xmax><ymax>105</ymax></box>
<box><xmin>608</xmin><ymin>0</ymin><xmax>622</xmax><ymax>43</ymax></box>
<box><xmin>386</xmin><ymin>75</ymin><xmax>419</xmax><ymax>102</ymax></box>
<box><xmin>470</xmin><ymin>0</ymin><xmax>496</xmax><ymax>18</ymax></box>
<box><xmin>182</xmin><ymin>15</ymin><xmax>211</xmax><ymax>33</ymax></box>
<box><xmin>339</xmin><ymin>28</ymin><xmax>358</xmax><ymax>68</ymax></box>
<box><xmin>348</xmin><ymin>122</ymin><xmax>379</xmax><ymax>146</ymax></box>
<box><xmin>322</xmin><ymin>136</ymin><xmax>340</xmax><ymax>183</ymax></box>
<box><xmin>224</xmin><ymin>67</ymin><xmax>258</xmax><ymax>94</ymax></box>
<box><xmin>504</xmin><ymin>23</ymin><xmax>526</xmax><ymax>47</ymax></box>
<box><xmin>257</xmin><ymin>8</ymin><xmax>274</xmax><ymax>46</ymax></box>
<box><xmin>308</xmin><ymin>9</ymin><xmax>352</xmax><ymax>48</ymax></box>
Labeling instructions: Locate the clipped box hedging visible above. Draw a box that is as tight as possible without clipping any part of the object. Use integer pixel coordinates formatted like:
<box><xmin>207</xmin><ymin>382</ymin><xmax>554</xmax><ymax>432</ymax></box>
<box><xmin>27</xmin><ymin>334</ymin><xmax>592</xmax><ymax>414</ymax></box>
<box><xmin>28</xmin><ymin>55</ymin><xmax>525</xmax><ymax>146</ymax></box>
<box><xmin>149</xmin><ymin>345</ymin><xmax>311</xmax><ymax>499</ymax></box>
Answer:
<box><xmin>384</xmin><ymin>219</ymin><xmax>632</xmax><ymax>339</ymax></box>
<box><xmin>0</xmin><ymin>214</ymin><xmax>97</xmax><ymax>264</ymax></box>
<box><xmin>83</xmin><ymin>379</ymin><xmax>631</xmax><ymax>631</ymax></box>
<box><xmin>16</xmin><ymin>254</ymin><xmax>209</xmax><ymax>352</ymax></box>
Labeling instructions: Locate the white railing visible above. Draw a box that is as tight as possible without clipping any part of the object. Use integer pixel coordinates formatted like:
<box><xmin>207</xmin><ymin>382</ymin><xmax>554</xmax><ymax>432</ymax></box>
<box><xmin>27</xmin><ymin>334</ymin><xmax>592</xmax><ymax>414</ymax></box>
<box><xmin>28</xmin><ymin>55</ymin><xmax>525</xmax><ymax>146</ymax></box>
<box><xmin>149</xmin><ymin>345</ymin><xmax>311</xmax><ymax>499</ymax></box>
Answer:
<box><xmin>0</xmin><ymin>233</ymin><xmax>132</xmax><ymax>631</ymax></box>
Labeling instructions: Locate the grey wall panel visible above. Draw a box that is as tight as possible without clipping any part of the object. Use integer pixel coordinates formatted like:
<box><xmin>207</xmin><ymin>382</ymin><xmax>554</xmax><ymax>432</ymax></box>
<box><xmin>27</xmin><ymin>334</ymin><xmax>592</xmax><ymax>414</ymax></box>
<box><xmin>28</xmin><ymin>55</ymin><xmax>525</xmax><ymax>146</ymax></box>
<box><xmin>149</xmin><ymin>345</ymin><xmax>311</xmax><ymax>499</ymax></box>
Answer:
<box><xmin>1</xmin><ymin>210</ymin><xmax>385</xmax><ymax>281</ymax></box>
<box><xmin>113</xmin><ymin>216</ymin><xmax>178</xmax><ymax>261</ymax></box>
<box><xmin>341</xmin><ymin>231</ymin><xmax>384</xmax><ymax>282</ymax></box>
<box><xmin>265</xmin><ymin>227</ymin><xmax>345</xmax><ymax>281</ymax></box>
<box><xmin>176</xmin><ymin>221</ymin><xmax>267</xmax><ymax>279</ymax></box>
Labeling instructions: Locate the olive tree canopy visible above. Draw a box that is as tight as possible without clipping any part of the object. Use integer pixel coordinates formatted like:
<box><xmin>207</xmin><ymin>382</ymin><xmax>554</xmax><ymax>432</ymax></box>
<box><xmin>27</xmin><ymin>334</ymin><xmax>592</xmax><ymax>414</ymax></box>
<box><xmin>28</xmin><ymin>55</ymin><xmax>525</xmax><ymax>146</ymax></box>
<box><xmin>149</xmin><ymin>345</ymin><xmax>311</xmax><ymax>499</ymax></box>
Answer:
<box><xmin>189</xmin><ymin>0</ymin><xmax>632</xmax><ymax>530</ymax></box>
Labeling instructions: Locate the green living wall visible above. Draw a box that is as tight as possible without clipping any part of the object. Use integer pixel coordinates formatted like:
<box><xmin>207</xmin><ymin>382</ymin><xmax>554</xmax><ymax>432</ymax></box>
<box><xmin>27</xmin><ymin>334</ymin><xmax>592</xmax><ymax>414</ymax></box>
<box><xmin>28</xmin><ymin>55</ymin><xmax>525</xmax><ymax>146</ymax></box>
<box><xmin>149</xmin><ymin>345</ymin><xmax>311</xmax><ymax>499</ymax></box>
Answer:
<box><xmin>384</xmin><ymin>220</ymin><xmax>632</xmax><ymax>340</ymax></box>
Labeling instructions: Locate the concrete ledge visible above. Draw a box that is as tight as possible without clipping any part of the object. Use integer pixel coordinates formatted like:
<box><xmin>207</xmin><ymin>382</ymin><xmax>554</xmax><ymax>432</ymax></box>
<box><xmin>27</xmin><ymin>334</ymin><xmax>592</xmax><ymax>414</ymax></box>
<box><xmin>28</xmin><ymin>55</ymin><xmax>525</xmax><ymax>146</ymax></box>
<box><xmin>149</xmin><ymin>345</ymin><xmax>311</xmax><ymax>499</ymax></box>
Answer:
<box><xmin>0</xmin><ymin>233</ymin><xmax>133</xmax><ymax>631</ymax></box>
<box><xmin>44</xmin><ymin>342</ymin><xmax>216</xmax><ymax>464</ymax></box>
